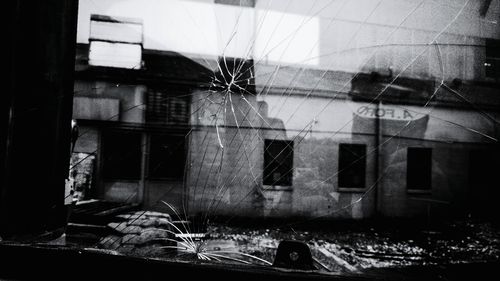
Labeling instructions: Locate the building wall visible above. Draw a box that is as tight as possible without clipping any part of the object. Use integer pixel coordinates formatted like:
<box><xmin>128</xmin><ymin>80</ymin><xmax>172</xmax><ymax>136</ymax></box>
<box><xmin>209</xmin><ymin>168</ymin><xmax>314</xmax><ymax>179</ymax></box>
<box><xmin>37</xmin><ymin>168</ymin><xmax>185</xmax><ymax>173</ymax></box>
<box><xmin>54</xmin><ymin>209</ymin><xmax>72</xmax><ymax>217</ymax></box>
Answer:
<box><xmin>71</xmin><ymin>0</ymin><xmax>500</xmax><ymax>220</ymax></box>
<box><xmin>187</xmin><ymin>89</ymin><xmax>265</xmax><ymax>217</ymax></box>
<box><xmin>73</xmin><ymin>81</ymin><xmax>145</xmax><ymax>203</ymax></box>
<box><xmin>251</xmin><ymin>93</ymin><xmax>500</xmax><ymax>220</ymax></box>
<box><xmin>71</xmin><ymin>78</ymin><xmax>500</xmax><ymax>220</ymax></box>
<box><xmin>71</xmin><ymin>66</ymin><xmax>500</xmax><ymax>221</ymax></box>
<box><xmin>74</xmin><ymin>81</ymin><xmax>146</xmax><ymax>123</ymax></box>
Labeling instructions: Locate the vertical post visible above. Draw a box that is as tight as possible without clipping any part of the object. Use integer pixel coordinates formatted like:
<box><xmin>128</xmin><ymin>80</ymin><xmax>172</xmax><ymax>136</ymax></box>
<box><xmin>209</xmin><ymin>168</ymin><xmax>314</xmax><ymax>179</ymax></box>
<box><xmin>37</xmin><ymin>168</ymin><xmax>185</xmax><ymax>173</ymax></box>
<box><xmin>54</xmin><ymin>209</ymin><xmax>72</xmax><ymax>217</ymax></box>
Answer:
<box><xmin>373</xmin><ymin>101</ymin><xmax>380</xmax><ymax>217</ymax></box>
<box><xmin>139</xmin><ymin>132</ymin><xmax>148</xmax><ymax>204</ymax></box>
<box><xmin>1</xmin><ymin>1</ymin><xmax>79</xmax><ymax>239</ymax></box>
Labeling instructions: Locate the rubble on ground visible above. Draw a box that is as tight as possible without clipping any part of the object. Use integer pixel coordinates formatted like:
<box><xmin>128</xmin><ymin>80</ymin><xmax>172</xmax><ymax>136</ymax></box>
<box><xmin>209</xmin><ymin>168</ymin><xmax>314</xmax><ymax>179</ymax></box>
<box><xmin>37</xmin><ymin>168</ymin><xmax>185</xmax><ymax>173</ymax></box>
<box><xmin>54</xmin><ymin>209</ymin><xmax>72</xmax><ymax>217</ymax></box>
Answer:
<box><xmin>95</xmin><ymin>213</ymin><xmax>500</xmax><ymax>272</ymax></box>
<box><xmin>98</xmin><ymin>211</ymin><xmax>175</xmax><ymax>257</ymax></box>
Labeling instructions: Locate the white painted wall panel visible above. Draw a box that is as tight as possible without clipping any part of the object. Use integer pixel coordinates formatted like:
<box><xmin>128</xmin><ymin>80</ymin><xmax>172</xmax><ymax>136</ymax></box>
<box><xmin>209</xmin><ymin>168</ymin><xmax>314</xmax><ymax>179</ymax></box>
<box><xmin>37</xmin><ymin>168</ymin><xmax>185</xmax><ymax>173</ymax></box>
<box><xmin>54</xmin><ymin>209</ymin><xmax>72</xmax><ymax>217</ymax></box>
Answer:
<box><xmin>89</xmin><ymin>41</ymin><xmax>142</xmax><ymax>69</ymax></box>
<box><xmin>90</xmin><ymin>20</ymin><xmax>143</xmax><ymax>43</ymax></box>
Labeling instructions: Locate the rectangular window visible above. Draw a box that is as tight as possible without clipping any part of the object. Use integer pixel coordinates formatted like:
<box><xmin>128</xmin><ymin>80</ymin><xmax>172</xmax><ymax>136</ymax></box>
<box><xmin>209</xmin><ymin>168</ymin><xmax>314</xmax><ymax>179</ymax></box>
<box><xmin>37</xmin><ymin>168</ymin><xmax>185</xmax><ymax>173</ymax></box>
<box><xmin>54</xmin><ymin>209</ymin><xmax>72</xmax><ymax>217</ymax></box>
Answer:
<box><xmin>146</xmin><ymin>90</ymin><xmax>189</xmax><ymax>125</ymax></box>
<box><xmin>407</xmin><ymin>147</ymin><xmax>432</xmax><ymax>190</ymax></box>
<box><xmin>485</xmin><ymin>38</ymin><xmax>500</xmax><ymax>79</ymax></box>
<box><xmin>102</xmin><ymin>130</ymin><xmax>142</xmax><ymax>180</ymax></box>
<box><xmin>263</xmin><ymin>140</ymin><xmax>293</xmax><ymax>186</ymax></box>
<box><xmin>148</xmin><ymin>134</ymin><xmax>186</xmax><ymax>180</ymax></box>
<box><xmin>469</xmin><ymin>149</ymin><xmax>500</xmax><ymax>216</ymax></box>
<box><xmin>338</xmin><ymin>144</ymin><xmax>366</xmax><ymax>188</ymax></box>
<box><xmin>214</xmin><ymin>0</ymin><xmax>255</xmax><ymax>7</ymax></box>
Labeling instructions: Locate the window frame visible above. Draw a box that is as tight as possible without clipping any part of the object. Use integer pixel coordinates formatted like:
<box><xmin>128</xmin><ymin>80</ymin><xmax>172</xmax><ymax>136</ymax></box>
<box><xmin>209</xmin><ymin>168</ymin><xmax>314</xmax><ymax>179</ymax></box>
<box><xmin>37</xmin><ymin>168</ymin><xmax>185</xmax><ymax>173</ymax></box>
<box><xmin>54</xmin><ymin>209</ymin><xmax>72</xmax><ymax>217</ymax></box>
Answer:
<box><xmin>406</xmin><ymin>147</ymin><xmax>432</xmax><ymax>192</ymax></box>
<box><xmin>262</xmin><ymin>139</ymin><xmax>294</xmax><ymax>188</ymax></box>
<box><xmin>147</xmin><ymin>133</ymin><xmax>187</xmax><ymax>181</ymax></box>
<box><xmin>101</xmin><ymin>129</ymin><xmax>143</xmax><ymax>180</ymax></box>
<box><xmin>337</xmin><ymin>143</ymin><xmax>367</xmax><ymax>190</ymax></box>
<box><xmin>485</xmin><ymin>38</ymin><xmax>500</xmax><ymax>80</ymax></box>
<box><xmin>146</xmin><ymin>89</ymin><xmax>190</xmax><ymax>126</ymax></box>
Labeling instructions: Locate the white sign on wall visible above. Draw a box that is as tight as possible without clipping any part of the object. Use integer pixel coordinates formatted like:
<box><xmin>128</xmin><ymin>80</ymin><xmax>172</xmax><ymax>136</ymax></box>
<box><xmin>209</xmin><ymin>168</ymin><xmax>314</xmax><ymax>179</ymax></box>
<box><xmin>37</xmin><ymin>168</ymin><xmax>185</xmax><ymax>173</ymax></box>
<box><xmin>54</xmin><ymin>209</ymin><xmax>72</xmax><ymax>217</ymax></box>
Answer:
<box><xmin>354</xmin><ymin>104</ymin><xmax>426</xmax><ymax>121</ymax></box>
<box><xmin>89</xmin><ymin>15</ymin><xmax>143</xmax><ymax>69</ymax></box>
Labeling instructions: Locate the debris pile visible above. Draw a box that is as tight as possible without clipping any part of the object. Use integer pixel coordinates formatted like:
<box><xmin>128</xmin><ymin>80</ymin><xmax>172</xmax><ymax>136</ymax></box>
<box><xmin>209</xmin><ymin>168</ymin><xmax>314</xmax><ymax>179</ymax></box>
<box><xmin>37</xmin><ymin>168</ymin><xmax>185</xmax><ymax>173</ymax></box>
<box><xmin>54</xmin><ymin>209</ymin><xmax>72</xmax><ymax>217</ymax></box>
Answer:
<box><xmin>98</xmin><ymin>211</ymin><xmax>175</xmax><ymax>257</ymax></box>
<box><xmin>93</xmin><ymin>214</ymin><xmax>500</xmax><ymax>272</ymax></box>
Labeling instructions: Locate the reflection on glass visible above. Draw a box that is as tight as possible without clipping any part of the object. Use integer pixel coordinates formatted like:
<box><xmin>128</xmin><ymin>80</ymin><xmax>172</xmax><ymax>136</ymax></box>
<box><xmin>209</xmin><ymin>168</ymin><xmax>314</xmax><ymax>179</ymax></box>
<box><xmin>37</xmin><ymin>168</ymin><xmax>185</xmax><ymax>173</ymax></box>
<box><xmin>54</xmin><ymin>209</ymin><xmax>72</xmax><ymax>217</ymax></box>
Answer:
<box><xmin>3</xmin><ymin>0</ymin><xmax>500</xmax><ymax>277</ymax></box>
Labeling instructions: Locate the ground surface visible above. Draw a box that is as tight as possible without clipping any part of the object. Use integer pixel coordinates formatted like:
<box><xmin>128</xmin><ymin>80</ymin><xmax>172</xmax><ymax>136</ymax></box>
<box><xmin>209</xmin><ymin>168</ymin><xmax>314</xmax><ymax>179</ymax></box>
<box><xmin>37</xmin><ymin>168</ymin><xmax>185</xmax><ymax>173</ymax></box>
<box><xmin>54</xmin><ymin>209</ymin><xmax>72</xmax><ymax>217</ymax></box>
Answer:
<box><xmin>89</xmin><ymin>211</ymin><xmax>500</xmax><ymax>273</ymax></box>
<box><xmin>207</xmin><ymin>220</ymin><xmax>500</xmax><ymax>272</ymax></box>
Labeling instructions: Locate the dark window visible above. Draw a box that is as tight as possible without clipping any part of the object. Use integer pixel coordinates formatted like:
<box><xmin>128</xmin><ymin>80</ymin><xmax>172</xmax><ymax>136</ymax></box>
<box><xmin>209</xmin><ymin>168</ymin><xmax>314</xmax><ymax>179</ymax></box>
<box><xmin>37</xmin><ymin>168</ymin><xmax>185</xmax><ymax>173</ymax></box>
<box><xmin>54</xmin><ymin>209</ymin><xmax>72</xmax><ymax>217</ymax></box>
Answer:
<box><xmin>263</xmin><ymin>140</ymin><xmax>293</xmax><ymax>186</ymax></box>
<box><xmin>407</xmin><ymin>147</ymin><xmax>432</xmax><ymax>190</ymax></box>
<box><xmin>485</xmin><ymin>39</ymin><xmax>500</xmax><ymax>79</ymax></box>
<box><xmin>102</xmin><ymin>130</ymin><xmax>142</xmax><ymax>180</ymax></box>
<box><xmin>214</xmin><ymin>0</ymin><xmax>255</xmax><ymax>7</ymax></box>
<box><xmin>146</xmin><ymin>90</ymin><xmax>189</xmax><ymax>125</ymax></box>
<box><xmin>338</xmin><ymin>144</ymin><xmax>366</xmax><ymax>188</ymax></box>
<box><xmin>468</xmin><ymin>149</ymin><xmax>500</xmax><ymax>217</ymax></box>
<box><xmin>148</xmin><ymin>134</ymin><xmax>186</xmax><ymax>180</ymax></box>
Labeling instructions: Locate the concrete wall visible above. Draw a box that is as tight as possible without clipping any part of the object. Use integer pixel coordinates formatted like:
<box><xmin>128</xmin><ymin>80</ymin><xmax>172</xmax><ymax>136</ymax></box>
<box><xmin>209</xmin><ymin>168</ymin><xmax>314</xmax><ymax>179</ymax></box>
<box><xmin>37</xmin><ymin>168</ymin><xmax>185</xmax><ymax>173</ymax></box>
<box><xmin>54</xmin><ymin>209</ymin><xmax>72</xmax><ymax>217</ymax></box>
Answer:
<box><xmin>259</xmin><ymin>94</ymin><xmax>499</xmax><ymax>219</ymax></box>
<box><xmin>73</xmin><ymin>80</ymin><xmax>146</xmax><ymax>204</ymax></box>
<box><xmin>187</xmin><ymin>89</ymin><xmax>378</xmax><ymax>219</ymax></box>
<box><xmin>74</xmin><ymin>81</ymin><xmax>146</xmax><ymax>124</ymax></box>
<box><xmin>185</xmin><ymin>86</ymin><xmax>499</xmax><ymax>220</ymax></box>
<box><xmin>71</xmin><ymin>0</ymin><xmax>500</xmax><ymax>220</ymax></box>
<box><xmin>187</xmin><ymin>89</ymin><xmax>264</xmax><ymax>217</ymax></box>
<box><xmin>71</xmin><ymin>78</ymin><xmax>500</xmax><ymax>220</ymax></box>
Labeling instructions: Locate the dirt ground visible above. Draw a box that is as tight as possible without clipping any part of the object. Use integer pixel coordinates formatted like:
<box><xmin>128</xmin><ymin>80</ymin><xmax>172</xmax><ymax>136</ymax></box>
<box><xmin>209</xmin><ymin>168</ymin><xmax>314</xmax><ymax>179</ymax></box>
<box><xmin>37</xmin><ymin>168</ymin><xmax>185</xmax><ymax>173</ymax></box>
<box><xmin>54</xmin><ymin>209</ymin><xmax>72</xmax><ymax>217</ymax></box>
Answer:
<box><xmin>205</xmin><ymin>219</ymin><xmax>500</xmax><ymax>272</ymax></box>
<box><xmin>93</xmin><ymin>212</ymin><xmax>500</xmax><ymax>273</ymax></box>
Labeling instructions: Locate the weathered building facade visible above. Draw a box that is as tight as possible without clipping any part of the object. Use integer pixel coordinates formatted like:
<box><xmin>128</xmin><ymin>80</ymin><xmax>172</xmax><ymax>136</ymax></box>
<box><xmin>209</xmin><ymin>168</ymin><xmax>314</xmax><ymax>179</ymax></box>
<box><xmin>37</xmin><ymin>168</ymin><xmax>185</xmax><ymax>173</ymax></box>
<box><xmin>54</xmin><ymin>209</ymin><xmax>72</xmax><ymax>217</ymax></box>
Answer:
<box><xmin>72</xmin><ymin>0</ymin><xmax>500</xmax><ymax>221</ymax></box>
